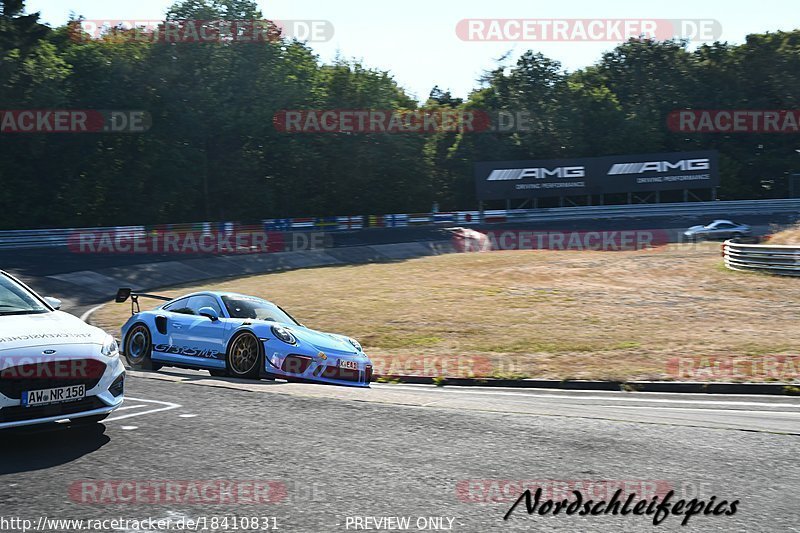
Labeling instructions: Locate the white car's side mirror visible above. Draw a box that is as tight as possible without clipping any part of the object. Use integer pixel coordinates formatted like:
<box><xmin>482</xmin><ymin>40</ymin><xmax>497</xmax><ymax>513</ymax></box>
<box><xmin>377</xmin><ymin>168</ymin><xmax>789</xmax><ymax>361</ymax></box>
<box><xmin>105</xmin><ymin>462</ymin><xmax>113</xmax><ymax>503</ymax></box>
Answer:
<box><xmin>44</xmin><ymin>296</ymin><xmax>62</xmax><ymax>310</ymax></box>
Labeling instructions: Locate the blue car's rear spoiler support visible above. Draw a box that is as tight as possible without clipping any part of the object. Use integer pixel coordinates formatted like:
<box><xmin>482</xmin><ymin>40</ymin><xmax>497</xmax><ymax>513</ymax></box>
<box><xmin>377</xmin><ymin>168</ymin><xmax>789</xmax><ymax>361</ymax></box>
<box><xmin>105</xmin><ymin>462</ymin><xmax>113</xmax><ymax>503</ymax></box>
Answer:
<box><xmin>115</xmin><ymin>288</ymin><xmax>172</xmax><ymax>315</ymax></box>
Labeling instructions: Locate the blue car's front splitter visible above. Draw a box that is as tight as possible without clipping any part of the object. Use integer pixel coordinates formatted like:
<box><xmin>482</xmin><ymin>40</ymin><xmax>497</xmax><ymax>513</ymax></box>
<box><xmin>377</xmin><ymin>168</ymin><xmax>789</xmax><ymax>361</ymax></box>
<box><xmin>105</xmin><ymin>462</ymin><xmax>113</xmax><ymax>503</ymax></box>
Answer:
<box><xmin>264</xmin><ymin>371</ymin><xmax>372</xmax><ymax>388</ymax></box>
<box><xmin>262</xmin><ymin>356</ymin><xmax>372</xmax><ymax>388</ymax></box>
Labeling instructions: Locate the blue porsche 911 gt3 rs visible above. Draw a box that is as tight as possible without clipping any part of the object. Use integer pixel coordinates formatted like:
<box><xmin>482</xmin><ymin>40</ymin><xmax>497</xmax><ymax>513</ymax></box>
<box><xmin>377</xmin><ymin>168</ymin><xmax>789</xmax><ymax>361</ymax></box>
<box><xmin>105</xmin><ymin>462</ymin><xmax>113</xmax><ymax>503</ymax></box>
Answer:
<box><xmin>117</xmin><ymin>288</ymin><xmax>372</xmax><ymax>387</ymax></box>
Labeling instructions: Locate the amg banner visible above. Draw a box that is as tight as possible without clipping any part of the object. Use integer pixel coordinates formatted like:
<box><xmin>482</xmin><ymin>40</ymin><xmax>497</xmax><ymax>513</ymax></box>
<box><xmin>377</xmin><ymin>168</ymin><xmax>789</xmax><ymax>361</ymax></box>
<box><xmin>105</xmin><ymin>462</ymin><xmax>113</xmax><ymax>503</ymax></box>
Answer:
<box><xmin>475</xmin><ymin>150</ymin><xmax>719</xmax><ymax>200</ymax></box>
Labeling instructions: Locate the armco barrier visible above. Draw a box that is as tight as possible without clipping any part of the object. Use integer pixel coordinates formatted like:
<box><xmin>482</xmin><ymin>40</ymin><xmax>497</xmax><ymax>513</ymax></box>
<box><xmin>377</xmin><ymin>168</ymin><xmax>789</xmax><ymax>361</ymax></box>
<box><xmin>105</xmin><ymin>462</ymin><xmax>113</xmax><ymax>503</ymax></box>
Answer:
<box><xmin>723</xmin><ymin>240</ymin><xmax>800</xmax><ymax>276</ymax></box>
<box><xmin>1</xmin><ymin>198</ymin><xmax>799</xmax><ymax>250</ymax></box>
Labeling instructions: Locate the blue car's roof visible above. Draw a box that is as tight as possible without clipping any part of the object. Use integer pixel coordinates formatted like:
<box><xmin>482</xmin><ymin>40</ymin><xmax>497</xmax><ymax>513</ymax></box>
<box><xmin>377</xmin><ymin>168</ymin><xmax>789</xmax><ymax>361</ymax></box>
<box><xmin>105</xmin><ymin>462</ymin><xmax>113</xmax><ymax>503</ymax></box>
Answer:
<box><xmin>169</xmin><ymin>291</ymin><xmax>272</xmax><ymax>303</ymax></box>
<box><xmin>208</xmin><ymin>291</ymin><xmax>255</xmax><ymax>298</ymax></box>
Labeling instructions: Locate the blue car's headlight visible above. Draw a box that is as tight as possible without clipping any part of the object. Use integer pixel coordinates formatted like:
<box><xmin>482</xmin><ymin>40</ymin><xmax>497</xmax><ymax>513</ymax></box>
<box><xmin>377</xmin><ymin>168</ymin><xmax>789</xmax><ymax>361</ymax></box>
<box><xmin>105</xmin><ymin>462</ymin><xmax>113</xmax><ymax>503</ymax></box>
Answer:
<box><xmin>347</xmin><ymin>337</ymin><xmax>362</xmax><ymax>352</ymax></box>
<box><xmin>272</xmin><ymin>325</ymin><xmax>297</xmax><ymax>345</ymax></box>
<box><xmin>101</xmin><ymin>334</ymin><xmax>120</xmax><ymax>358</ymax></box>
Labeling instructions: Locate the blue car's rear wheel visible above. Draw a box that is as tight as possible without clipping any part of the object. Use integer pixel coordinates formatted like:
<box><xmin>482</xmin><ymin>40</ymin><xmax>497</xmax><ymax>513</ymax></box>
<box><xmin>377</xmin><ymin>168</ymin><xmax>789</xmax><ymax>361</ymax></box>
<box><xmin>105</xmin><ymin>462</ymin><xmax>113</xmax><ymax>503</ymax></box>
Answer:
<box><xmin>226</xmin><ymin>332</ymin><xmax>262</xmax><ymax>379</ymax></box>
<box><xmin>124</xmin><ymin>323</ymin><xmax>162</xmax><ymax>371</ymax></box>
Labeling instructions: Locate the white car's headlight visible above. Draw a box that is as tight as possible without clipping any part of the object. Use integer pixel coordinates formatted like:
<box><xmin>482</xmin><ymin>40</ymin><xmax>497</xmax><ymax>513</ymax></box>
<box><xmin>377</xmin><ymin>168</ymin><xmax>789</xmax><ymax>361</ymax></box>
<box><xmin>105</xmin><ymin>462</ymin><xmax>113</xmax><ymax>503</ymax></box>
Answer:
<box><xmin>101</xmin><ymin>334</ymin><xmax>120</xmax><ymax>358</ymax></box>
<box><xmin>347</xmin><ymin>337</ymin><xmax>362</xmax><ymax>352</ymax></box>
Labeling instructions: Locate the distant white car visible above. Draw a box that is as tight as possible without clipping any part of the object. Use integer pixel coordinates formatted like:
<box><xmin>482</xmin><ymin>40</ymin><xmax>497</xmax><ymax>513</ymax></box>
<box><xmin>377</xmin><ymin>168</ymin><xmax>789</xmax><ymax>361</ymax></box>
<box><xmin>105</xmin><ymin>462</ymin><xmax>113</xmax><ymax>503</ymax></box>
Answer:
<box><xmin>0</xmin><ymin>271</ymin><xmax>124</xmax><ymax>429</ymax></box>
<box><xmin>683</xmin><ymin>220</ymin><xmax>752</xmax><ymax>241</ymax></box>
<box><xmin>445</xmin><ymin>227</ymin><xmax>492</xmax><ymax>252</ymax></box>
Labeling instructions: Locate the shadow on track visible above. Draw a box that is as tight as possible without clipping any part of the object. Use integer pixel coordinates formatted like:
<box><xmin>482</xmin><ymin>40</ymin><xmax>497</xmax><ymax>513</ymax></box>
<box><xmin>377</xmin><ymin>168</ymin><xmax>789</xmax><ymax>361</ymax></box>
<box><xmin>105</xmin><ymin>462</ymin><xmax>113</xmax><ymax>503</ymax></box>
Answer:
<box><xmin>0</xmin><ymin>422</ymin><xmax>110</xmax><ymax>474</ymax></box>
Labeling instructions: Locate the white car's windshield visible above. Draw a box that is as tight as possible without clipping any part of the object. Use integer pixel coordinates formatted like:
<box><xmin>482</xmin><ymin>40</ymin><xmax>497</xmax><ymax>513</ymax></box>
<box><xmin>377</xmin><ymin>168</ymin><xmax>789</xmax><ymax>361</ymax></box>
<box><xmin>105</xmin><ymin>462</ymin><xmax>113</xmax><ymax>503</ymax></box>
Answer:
<box><xmin>0</xmin><ymin>275</ymin><xmax>49</xmax><ymax>315</ymax></box>
<box><xmin>221</xmin><ymin>296</ymin><xmax>298</xmax><ymax>325</ymax></box>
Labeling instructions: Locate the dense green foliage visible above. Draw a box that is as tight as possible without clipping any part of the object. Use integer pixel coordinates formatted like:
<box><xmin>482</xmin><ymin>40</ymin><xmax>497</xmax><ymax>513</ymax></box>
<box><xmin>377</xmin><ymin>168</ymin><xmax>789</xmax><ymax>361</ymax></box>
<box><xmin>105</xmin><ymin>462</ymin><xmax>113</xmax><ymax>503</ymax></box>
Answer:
<box><xmin>1</xmin><ymin>0</ymin><xmax>798</xmax><ymax>228</ymax></box>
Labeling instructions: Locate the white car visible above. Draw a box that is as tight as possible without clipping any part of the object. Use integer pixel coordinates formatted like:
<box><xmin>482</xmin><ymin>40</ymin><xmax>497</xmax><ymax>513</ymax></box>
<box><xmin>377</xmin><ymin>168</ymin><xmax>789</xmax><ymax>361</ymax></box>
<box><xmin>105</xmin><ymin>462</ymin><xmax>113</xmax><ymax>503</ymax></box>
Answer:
<box><xmin>0</xmin><ymin>271</ymin><xmax>125</xmax><ymax>429</ymax></box>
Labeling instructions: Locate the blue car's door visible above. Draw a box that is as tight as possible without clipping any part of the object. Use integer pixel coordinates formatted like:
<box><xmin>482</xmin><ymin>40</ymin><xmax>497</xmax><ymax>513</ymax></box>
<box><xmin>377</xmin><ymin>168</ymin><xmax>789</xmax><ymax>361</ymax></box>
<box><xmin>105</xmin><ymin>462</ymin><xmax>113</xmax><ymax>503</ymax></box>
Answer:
<box><xmin>150</xmin><ymin>296</ymin><xmax>192</xmax><ymax>362</ymax></box>
<box><xmin>155</xmin><ymin>295</ymin><xmax>229</xmax><ymax>369</ymax></box>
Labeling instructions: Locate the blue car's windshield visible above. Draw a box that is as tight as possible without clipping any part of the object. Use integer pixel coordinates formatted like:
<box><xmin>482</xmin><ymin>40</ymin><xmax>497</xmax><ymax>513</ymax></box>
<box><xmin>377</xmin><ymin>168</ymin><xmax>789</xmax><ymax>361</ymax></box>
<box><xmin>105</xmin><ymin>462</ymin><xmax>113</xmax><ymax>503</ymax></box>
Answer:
<box><xmin>221</xmin><ymin>295</ymin><xmax>298</xmax><ymax>325</ymax></box>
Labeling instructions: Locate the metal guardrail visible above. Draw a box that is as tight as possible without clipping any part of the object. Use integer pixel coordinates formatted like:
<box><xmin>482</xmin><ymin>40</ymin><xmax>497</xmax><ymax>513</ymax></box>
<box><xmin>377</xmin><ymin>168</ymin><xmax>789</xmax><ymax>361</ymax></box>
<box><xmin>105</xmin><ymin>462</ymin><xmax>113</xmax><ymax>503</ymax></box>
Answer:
<box><xmin>0</xmin><ymin>225</ymin><xmax>131</xmax><ymax>250</ymax></box>
<box><xmin>0</xmin><ymin>198</ymin><xmax>798</xmax><ymax>250</ymax></box>
<box><xmin>500</xmin><ymin>198</ymin><xmax>800</xmax><ymax>222</ymax></box>
<box><xmin>723</xmin><ymin>240</ymin><xmax>800</xmax><ymax>276</ymax></box>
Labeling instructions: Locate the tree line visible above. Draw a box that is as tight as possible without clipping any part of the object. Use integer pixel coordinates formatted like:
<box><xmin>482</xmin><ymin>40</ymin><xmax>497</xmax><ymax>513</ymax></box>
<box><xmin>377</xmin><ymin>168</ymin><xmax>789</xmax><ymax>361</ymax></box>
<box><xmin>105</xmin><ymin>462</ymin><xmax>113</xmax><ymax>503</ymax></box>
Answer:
<box><xmin>1</xmin><ymin>0</ymin><xmax>799</xmax><ymax>229</ymax></box>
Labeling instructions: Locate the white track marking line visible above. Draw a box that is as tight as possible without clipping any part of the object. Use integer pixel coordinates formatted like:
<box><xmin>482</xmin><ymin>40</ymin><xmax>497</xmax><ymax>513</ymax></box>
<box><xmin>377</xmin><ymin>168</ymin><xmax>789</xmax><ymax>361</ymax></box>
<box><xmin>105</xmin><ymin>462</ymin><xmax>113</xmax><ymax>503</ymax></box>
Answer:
<box><xmin>114</xmin><ymin>404</ymin><xmax>146</xmax><ymax>411</ymax></box>
<box><xmin>374</xmin><ymin>384</ymin><xmax>800</xmax><ymax>409</ymax></box>
<box><xmin>598</xmin><ymin>405</ymin><xmax>800</xmax><ymax>415</ymax></box>
<box><xmin>79</xmin><ymin>304</ymin><xmax>105</xmax><ymax>323</ymax></box>
<box><xmin>106</xmin><ymin>397</ymin><xmax>181</xmax><ymax>422</ymax></box>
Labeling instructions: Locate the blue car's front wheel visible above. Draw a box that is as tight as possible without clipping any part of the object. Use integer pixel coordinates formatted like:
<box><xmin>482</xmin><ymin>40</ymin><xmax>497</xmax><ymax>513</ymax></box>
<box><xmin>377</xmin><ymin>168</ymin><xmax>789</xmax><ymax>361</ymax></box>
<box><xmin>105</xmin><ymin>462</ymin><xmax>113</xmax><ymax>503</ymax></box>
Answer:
<box><xmin>124</xmin><ymin>323</ymin><xmax>162</xmax><ymax>371</ymax></box>
<box><xmin>226</xmin><ymin>331</ymin><xmax>262</xmax><ymax>379</ymax></box>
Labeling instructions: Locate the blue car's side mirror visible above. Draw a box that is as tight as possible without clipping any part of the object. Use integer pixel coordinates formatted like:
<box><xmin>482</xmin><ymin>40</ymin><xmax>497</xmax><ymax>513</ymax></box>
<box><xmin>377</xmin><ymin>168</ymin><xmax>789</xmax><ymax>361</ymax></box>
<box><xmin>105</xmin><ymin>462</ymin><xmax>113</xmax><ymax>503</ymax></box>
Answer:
<box><xmin>198</xmin><ymin>307</ymin><xmax>220</xmax><ymax>321</ymax></box>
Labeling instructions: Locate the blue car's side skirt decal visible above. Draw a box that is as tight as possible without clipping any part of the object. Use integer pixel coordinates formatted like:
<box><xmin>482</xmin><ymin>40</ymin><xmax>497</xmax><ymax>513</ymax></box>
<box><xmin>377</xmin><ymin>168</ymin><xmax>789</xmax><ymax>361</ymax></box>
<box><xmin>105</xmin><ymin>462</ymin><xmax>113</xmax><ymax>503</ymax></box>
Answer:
<box><xmin>152</xmin><ymin>351</ymin><xmax>227</xmax><ymax>369</ymax></box>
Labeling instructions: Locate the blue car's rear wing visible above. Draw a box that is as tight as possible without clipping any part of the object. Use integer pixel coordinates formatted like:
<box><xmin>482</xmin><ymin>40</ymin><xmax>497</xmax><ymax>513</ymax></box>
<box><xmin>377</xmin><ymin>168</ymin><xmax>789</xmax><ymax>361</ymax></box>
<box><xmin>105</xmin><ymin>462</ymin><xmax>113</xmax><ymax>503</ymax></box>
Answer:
<box><xmin>115</xmin><ymin>287</ymin><xmax>172</xmax><ymax>314</ymax></box>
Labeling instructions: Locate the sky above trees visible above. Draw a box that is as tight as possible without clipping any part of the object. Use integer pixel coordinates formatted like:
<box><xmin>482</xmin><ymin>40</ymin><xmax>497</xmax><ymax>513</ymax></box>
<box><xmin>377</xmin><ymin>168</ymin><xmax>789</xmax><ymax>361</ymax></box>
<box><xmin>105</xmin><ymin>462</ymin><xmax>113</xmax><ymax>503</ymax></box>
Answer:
<box><xmin>26</xmin><ymin>0</ymin><xmax>800</xmax><ymax>100</ymax></box>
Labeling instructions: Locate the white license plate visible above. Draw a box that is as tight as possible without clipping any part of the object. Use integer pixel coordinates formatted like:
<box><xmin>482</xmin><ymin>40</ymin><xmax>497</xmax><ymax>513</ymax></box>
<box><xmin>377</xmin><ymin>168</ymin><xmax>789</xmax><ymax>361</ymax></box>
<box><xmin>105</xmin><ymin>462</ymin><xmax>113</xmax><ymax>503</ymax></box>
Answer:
<box><xmin>22</xmin><ymin>384</ymin><xmax>86</xmax><ymax>407</ymax></box>
<box><xmin>338</xmin><ymin>360</ymin><xmax>358</xmax><ymax>370</ymax></box>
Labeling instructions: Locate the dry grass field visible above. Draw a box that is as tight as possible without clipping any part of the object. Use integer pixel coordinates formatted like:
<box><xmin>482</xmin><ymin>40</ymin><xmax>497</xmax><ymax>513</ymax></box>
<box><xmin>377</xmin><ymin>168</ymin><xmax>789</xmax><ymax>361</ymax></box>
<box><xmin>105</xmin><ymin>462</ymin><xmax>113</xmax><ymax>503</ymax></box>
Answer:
<box><xmin>93</xmin><ymin>242</ymin><xmax>800</xmax><ymax>382</ymax></box>
<box><xmin>768</xmin><ymin>222</ymin><xmax>800</xmax><ymax>244</ymax></box>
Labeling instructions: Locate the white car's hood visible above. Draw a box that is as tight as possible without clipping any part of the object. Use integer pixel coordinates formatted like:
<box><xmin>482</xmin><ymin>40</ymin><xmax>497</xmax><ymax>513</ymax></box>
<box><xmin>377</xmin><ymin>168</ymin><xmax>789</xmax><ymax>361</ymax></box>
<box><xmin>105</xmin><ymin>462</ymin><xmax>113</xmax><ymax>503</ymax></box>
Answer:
<box><xmin>0</xmin><ymin>311</ymin><xmax>105</xmax><ymax>352</ymax></box>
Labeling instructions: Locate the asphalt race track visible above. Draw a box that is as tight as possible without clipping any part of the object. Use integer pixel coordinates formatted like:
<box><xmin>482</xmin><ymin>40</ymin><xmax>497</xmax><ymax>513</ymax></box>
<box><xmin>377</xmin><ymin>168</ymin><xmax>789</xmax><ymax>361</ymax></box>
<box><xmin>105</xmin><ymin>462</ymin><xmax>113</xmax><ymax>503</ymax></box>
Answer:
<box><xmin>1</xmin><ymin>366</ymin><xmax>797</xmax><ymax>533</ymax></box>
